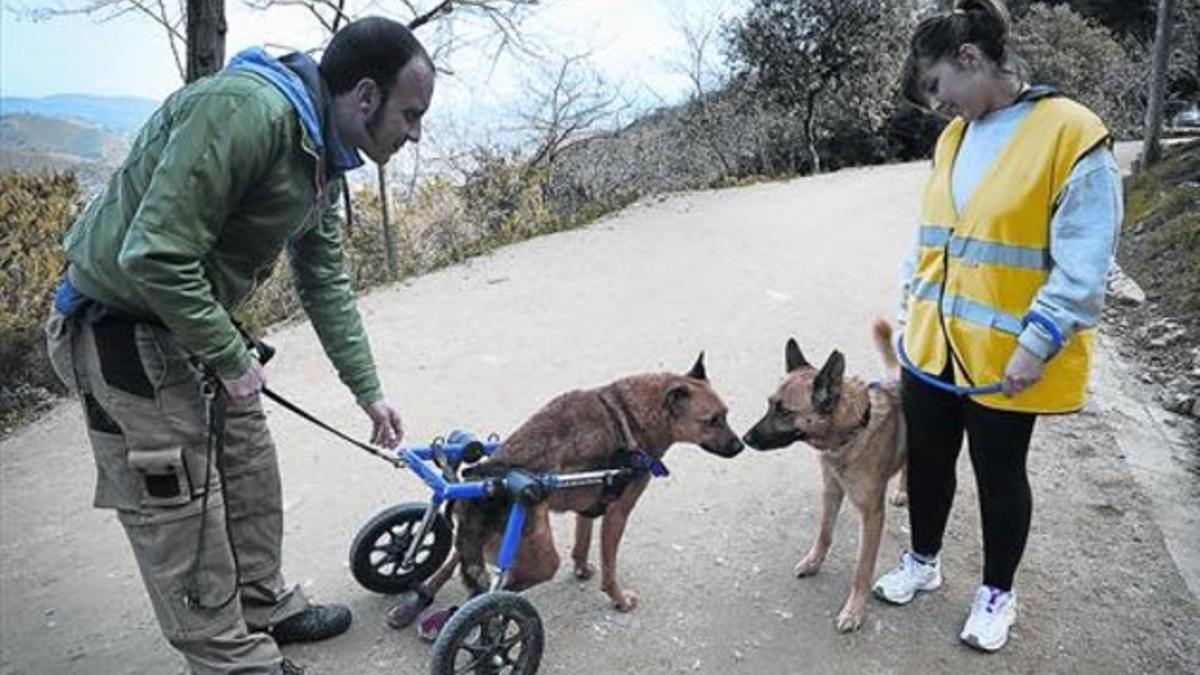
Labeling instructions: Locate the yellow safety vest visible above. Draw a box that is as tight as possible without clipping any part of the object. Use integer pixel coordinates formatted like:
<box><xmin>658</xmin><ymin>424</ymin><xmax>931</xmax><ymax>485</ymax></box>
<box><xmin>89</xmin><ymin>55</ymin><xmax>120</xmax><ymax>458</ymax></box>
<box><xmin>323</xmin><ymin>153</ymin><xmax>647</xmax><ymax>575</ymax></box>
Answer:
<box><xmin>903</xmin><ymin>96</ymin><xmax>1110</xmax><ymax>413</ymax></box>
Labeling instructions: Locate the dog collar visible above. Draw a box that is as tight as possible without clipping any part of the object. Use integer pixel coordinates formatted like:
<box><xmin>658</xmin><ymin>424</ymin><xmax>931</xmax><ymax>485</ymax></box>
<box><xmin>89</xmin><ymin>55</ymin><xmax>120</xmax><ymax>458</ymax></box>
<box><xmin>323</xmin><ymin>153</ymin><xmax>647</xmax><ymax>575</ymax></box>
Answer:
<box><xmin>629</xmin><ymin>449</ymin><xmax>670</xmax><ymax>478</ymax></box>
<box><xmin>833</xmin><ymin>398</ymin><xmax>872</xmax><ymax>447</ymax></box>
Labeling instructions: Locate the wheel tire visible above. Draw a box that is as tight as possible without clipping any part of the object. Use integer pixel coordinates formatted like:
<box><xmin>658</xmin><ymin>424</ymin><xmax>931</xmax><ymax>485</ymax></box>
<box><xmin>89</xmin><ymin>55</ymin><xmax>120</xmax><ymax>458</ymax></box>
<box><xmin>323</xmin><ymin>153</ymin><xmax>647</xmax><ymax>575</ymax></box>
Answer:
<box><xmin>349</xmin><ymin>502</ymin><xmax>452</xmax><ymax>595</ymax></box>
<box><xmin>430</xmin><ymin>591</ymin><xmax>544</xmax><ymax>675</ymax></box>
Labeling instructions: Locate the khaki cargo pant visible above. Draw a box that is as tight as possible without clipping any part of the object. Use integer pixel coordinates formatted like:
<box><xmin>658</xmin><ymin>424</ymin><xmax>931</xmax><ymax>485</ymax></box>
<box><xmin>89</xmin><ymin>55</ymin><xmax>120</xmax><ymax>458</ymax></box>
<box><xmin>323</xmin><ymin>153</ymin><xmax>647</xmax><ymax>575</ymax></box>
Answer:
<box><xmin>46</xmin><ymin>309</ymin><xmax>309</xmax><ymax>674</ymax></box>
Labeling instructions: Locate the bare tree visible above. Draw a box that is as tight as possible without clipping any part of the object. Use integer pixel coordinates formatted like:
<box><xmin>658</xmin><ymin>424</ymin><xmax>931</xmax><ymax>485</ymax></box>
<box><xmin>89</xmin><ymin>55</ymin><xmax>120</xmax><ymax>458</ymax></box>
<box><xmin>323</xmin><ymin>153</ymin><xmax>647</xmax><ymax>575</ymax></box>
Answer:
<box><xmin>661</xmin><ymin>3</ymin><xmax>736</xmax><ymax>174</ymax></box>
<box><xmin>1143</xmin><ymin>0</ymin><xmax>1177</xmax><ymax>167</ymax></box>
<box><xmin>518</xmin><ymin>52</ymin><xmax>623</xmax><ymax>171</ymax></box>
<box><xmin>187</xmin><ymin>0</ymin><xmax>226</xmax><ymax>78</ymax></box>
<box><xmin>663</xmin><ymin>2</ymin><xmax>724</xmax><ymax>100</ymax></box>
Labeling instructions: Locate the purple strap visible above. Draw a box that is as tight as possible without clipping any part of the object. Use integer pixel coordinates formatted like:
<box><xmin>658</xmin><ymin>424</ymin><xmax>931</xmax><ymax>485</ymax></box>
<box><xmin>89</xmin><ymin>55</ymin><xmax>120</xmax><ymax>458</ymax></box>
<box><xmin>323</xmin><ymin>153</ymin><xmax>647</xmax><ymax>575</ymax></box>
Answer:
<box><xmin>630</xmin><ymin>450</ymin><xmax>669</xmax><ymax>478</ymax></box>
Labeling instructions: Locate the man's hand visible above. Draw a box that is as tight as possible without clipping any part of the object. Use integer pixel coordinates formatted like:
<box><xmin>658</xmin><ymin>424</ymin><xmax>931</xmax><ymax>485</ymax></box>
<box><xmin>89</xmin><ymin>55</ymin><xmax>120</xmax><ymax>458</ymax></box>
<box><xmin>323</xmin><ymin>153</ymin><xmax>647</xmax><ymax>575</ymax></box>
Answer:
<box><xmin>1002</xmin><ymin>344</ymin><xmax>1046</xmax><ymax>397</ymax></box>
<box><xmin>363</xmin><ymin>399</ymin><xmax>404</xmax><ymax>448</ymax></box>
<box><xmin>220</xmin><ymin>359</ymin><xmax>266</xmax><ymax>399</ymax></box>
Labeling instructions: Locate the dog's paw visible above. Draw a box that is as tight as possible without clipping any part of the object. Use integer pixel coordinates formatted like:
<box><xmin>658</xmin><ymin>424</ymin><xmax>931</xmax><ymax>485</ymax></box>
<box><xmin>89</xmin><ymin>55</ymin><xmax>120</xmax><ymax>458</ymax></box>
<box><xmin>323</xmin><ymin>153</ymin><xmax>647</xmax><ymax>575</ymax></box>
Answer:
<box><xmin>573</xmin><ymin>560</ymin><xmax>596</xmax><ymax>581</ymax></box>
<box><xmin>386</xmin><ymin>590</ymin><xmax>432</xmax><ymax>629</ymax></box>
<box><xmin>611</xmin><ymin>589</ymin><xmax>640</xmax><ymax>613</ymax></box>
<box><xmin>835</xmin><ymin>604</ymin><xmax>866</xmax><ymax>633</ymax></box>
<box><xmin>890</xmin><ymin>489</ymin><xmax>909</xmax><ymax>507</ymax></box>
<box><xmin>794</xmin><ymin>555</ymin><xmax>823</xmax><ymax>577</ymax></box>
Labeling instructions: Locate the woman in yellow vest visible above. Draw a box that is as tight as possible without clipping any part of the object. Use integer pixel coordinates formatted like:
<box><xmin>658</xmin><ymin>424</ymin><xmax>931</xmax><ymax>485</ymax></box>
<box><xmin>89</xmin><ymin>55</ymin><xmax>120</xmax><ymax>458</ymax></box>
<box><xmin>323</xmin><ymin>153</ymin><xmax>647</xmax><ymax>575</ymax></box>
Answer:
<box><xmin>872</xmin><ymin>0</ymin><xmax>1123</xmax><ymax>652</ymax></box>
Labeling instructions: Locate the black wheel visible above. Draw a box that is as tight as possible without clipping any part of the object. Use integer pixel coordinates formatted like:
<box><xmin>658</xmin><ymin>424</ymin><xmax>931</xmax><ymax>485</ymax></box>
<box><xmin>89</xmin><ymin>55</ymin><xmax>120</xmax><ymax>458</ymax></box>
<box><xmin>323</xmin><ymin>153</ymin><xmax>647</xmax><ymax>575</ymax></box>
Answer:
<box><xmin>430</xmin><ymin>591</ymin><xmax>544</xmax><ymax>675</ymax></box>
<box><xmin>350</xmin><ymin>502</ymin><xmax>452</xmax><ymax>594</ymax></box>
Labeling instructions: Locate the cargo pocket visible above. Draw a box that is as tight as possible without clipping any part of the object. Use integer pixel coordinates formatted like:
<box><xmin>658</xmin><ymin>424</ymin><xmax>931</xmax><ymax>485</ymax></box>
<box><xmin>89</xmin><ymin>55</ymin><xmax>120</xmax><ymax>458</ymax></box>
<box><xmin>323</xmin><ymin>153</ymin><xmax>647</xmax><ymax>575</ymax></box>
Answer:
<box><xmin>89</xmin><ymin>319</ymin><xmax>207</xmax><ymax>509</ymax></box>
<box><xmin>85</xmin><ymin>398</ymin><xmax>143</xmax><ymax>511</ymax></box>
<box><xmin>45</xmin><ymin>310</ymin><xmax>79</xmax><ymax>394</ymax></box>
<box><xmin>128</xmin><ymin>445</ymin><xmax>194</xmax><ymax>508</ymax></box>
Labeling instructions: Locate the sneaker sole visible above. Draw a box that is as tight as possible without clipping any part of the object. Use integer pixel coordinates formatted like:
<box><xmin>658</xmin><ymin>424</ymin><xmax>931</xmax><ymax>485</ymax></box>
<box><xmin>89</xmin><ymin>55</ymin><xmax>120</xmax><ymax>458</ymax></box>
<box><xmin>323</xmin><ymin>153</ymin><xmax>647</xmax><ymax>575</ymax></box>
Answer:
<box><xmin>872</xmin><ymin>575</ymin><xmax>942</xmax><ymax>605</ymax></box>
<box><xmin>961</xmin><ymin>632</ymin><xmax>1007</xmax><ymax>652</ymax></box>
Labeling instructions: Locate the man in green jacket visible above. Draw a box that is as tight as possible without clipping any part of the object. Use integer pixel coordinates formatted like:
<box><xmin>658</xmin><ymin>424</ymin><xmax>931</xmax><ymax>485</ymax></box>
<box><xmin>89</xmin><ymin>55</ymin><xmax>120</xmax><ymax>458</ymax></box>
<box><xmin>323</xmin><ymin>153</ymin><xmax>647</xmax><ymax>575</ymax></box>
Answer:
<box><xmin>44</xmin><ymin>17</ymin><xmax>433</xmax><ymax>674</ymax></box>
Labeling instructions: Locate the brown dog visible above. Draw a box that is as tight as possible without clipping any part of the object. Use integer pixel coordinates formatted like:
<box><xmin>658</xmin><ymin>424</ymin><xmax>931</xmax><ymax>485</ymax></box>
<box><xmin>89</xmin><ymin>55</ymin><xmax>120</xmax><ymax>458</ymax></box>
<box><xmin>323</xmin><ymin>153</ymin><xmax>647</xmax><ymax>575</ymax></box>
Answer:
<box><xmin>388</xmin><ymin>354</ymin><xmax>743</xmax><ymax>626</ymax></box>
<box><xmin>743</xmin><ymin>321</ymin><xmax>906</xmax><ymax>632</ymax></box>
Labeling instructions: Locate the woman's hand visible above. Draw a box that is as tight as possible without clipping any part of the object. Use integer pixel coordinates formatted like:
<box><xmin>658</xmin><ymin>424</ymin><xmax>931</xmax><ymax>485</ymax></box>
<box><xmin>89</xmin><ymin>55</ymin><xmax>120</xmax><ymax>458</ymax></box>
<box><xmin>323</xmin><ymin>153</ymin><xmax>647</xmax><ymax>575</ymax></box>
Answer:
<box><xmin>1002</xmin><ymin>344</ymin><xmax>1046</xmax><ymax>397</ymax></box>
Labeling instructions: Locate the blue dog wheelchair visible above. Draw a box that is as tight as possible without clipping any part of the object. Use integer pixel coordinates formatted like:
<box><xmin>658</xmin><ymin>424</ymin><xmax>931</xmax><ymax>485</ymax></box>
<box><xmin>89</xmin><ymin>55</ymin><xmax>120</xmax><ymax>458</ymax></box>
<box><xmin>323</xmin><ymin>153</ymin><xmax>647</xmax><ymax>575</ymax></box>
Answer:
<box><xmin>348</xmin><ymin>431</ymin><xmax>642</xmax><ymax>675</ymax></box>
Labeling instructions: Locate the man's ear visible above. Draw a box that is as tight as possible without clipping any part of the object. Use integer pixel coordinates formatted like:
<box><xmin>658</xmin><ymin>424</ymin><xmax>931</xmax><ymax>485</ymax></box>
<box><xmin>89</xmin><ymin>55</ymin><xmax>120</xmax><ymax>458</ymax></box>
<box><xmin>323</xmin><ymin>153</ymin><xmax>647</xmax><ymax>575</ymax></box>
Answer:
<box><xmin>811</xmin><ymin>350</ymin><xmax>845</xmax><ymax>415</ymax></box>
<box><xmin>353</xmin><ymin>77</ymin><xmax>381</xmax><ymax>116</ymax></box>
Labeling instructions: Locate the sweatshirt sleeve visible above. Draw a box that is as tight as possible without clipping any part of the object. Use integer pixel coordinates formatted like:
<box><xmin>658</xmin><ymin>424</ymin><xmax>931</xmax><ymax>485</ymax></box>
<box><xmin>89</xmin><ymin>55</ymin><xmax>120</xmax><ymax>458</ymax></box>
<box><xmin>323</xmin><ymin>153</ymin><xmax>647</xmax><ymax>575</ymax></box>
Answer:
<box><xmin>1017</xmin><ymin>144</ymin><xmax>1123</xmax><ymax>360</ymax></box>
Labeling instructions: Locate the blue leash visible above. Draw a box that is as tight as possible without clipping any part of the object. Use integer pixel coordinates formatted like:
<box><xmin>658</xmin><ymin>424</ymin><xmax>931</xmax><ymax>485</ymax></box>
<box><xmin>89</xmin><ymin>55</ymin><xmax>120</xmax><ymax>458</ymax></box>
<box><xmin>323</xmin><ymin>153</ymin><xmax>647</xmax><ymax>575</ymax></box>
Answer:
<box><xmin>895</xmin><ymin>336</ymin><xmax>1004</xmax><ymax>396</ymax></box>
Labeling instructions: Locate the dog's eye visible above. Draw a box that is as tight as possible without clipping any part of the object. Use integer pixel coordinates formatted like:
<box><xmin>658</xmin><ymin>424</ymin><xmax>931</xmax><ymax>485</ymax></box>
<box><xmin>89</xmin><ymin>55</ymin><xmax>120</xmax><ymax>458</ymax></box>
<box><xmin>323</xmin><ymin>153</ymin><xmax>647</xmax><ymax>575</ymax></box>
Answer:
<box><xmin>706</xmin><ymin>414</ymin><xmax>724</xmax><ymax>428</ymax></box>
<box><xmin>772</xmin><ymin>400</ymin><xmax>789</xmax><ymax>416</ymax></box>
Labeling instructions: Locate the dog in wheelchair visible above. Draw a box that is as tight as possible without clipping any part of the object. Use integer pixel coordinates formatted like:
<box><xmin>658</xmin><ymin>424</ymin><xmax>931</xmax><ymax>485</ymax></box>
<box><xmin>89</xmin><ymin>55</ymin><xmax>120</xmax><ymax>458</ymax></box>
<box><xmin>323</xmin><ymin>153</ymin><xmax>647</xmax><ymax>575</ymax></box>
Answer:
<box><xmin>386</xmin><ymin>353</ymin><xmax>744</xmax><ymax>629</ymax></box>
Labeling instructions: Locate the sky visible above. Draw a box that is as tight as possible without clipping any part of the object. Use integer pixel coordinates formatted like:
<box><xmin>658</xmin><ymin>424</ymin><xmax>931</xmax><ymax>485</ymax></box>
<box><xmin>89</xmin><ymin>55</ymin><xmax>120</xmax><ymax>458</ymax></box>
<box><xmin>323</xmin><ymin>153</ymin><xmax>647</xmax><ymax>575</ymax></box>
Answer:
<box><xmin>0</xmin><ymin>0</ymin><xmax>746</xmax><ymax>141</ymax></box>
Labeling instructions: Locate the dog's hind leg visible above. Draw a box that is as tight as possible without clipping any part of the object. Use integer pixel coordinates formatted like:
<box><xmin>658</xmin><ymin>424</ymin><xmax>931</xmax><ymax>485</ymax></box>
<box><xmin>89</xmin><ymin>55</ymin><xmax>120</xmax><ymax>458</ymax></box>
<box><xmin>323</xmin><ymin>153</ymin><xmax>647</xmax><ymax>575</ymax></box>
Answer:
<box><xmin>504</xmin><ymin>506</ymin><xmax>560</xmax><ymax>592</ymax></box>
<box><xmin>571</xmin><ymin>515</ymin><xmax>596</xmax><ymax>580</ymax></box>
<box><xmin>891</xmin><ymin>463</ymin><xmax>909</xmax><ymax>506</ymax></box>
<box><xmin>795</xmin><ymin>466</ymin><xmax>844</xmax><ymax>577</ymax></box>
<box><xmin>837</xmin><ymin>494</ymin><xmax>885</xmax><ymax>633</ymax></box>
<box><xmin>456</xmin><ymin>503</ymin><xmax>492</xmax><ymax>596</ymax></box>
<box><xmin>599</xmin><ymin>475</ymin><xmax>650</xmax><ymax>612</ymax></box>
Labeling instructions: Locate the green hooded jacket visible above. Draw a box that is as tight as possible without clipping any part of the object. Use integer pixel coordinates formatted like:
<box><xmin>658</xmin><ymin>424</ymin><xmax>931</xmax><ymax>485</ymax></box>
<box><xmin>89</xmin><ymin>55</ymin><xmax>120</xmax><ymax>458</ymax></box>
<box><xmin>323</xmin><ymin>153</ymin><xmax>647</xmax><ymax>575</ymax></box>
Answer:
<box><xmin>63</xmin><ymin>52</ymin><xmax>382</xmax><ymax>405</ymax></box>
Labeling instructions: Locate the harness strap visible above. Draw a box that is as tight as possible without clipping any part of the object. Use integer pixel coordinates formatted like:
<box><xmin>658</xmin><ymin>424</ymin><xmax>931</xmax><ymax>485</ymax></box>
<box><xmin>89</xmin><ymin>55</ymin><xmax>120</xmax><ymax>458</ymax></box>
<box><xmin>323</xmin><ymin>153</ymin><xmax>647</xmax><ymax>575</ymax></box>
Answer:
<box><xmin>582</xmin><ymin>393</ymin><xmax>670</xmax><ymax>517</ymax></box>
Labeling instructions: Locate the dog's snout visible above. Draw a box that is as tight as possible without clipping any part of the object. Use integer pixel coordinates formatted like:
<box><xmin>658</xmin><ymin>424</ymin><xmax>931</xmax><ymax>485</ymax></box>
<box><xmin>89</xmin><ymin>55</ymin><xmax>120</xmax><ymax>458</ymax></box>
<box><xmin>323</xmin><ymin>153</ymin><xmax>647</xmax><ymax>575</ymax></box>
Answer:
<box><xmin>727</xmin><ymin>437</ymin><xmax>744</xmax><ymax>456</ymax></box>
<box><xmin>742</xmin><ymin>430</ymin><xmax>760</xmax><ymax>449</ymax></box>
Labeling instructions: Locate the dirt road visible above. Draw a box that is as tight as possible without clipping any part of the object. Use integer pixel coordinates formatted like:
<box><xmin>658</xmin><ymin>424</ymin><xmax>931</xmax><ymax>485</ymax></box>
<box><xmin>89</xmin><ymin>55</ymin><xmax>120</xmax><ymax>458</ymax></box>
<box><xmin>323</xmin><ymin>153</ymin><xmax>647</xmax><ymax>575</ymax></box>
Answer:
<box><xmin>3</xmin><ymin>159</ymin><xmax>1197</xmax><ymax>674</ymax></box>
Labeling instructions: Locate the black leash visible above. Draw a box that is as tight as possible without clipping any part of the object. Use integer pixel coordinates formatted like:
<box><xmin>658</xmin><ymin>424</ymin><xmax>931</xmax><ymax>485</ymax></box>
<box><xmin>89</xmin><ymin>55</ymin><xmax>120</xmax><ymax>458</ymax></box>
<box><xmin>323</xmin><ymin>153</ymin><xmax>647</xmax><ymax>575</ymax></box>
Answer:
<box><xmin>185</xmin><ymin>377</ymin><xmax>242</xmax><ymax>611</ymax></box>
<box><xmin>185</xmin><ymin>379</ymin><xmax>400</xmax><ymax>610</ymax></box>
<box><xmin>243</xmin><ymin>333</ymin><xmax>402</xmax><ymax>468</ymax></box>
<box><xmin>260</xmin><ymin>386</ymin><xmax>404</xmax><ymax>469</ymax></box>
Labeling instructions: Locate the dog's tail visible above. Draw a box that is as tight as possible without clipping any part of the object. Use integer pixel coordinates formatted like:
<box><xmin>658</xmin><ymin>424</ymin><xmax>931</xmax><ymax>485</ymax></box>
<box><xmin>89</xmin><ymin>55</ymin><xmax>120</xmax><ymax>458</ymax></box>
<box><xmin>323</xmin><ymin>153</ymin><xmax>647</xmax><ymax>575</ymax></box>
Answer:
<box><xmin>872</xmin><ymin>318</ymin><xmax>899</xmax><ymax>376</ymax></box>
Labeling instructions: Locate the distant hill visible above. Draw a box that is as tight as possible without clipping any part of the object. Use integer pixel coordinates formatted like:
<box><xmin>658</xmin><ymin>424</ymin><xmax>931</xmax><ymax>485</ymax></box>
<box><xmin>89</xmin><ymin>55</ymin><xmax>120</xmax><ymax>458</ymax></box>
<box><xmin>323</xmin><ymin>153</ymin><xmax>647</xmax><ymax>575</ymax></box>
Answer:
<box><xmin>0</xmin><ymin>113</ymin><xmax>130</xmax><ymax>193</ymax></box>
<box><xmin>0</xmin><ymin>94</ymin><xmax>158</xmax><ymax>134</ymax></box>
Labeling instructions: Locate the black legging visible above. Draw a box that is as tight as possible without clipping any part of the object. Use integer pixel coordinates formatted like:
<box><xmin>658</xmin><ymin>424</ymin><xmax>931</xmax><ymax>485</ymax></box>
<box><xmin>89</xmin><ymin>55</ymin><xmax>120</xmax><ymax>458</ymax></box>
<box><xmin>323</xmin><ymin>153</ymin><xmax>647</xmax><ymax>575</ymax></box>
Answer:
<box><xmin>902</xmin><ymin>367</ymin><xmax>1037</xmax><ymax>592</ymax></box>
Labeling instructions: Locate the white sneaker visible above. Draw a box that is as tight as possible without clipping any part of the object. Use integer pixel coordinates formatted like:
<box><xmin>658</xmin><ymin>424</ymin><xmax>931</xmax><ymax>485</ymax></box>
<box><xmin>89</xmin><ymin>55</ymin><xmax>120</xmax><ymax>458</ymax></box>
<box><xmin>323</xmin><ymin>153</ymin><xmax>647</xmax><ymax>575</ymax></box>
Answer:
<box><xmin>872</xmin><ymin>551</ymin><xmax>942</xmax><ymax>605</ymax></box>
<box><xmin>960</xmin><ymin>585</ymin><xmax>1018</xmax><ymax>652</ymax></box>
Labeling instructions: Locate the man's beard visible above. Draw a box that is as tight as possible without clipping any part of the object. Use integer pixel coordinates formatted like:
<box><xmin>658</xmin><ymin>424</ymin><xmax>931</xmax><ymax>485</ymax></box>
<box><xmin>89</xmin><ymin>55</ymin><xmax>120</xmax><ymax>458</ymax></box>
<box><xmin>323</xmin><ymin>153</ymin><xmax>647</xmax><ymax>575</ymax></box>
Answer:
<box><xmin>365</xmin><ymin>105</ymin><xmax>388</xmax><ymax>159</ymax></box>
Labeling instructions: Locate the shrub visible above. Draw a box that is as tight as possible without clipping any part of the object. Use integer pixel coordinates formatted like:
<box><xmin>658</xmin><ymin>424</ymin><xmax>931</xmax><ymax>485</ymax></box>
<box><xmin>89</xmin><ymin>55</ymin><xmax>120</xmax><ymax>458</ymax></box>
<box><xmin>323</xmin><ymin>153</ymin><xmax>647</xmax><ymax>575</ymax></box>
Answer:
<box><xmin>0</xmin><ymin>171</ymin><xmax>79</xmax><ymax>429</ymax></box>
<box><xmin>1012</xmin><ymin>4</ymin><xmax>1148</xmax><ymax>137</ymax></box>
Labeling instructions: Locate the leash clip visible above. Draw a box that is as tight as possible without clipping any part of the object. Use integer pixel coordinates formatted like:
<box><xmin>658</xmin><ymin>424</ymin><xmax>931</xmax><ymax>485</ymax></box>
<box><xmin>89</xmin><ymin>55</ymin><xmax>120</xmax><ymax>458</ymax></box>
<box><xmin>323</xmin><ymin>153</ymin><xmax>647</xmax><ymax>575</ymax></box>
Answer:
<box><xmin>200</xmin><ymin>376</ymin><xmax>219</xmax><ymax>401</ymax></box>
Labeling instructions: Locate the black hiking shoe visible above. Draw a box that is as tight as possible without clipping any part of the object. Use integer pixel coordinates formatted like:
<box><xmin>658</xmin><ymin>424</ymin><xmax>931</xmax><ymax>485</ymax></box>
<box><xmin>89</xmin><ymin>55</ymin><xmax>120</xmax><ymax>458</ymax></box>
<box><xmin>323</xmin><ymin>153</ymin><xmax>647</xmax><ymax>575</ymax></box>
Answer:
<box><xmin>269</xmin><ymin>604</ymin><xmax>352</xmax><ymax>645</ymax></box>
<box><xmin>279</xmin><ymin>658</ymin><xmax>306</xmax><ymax>675</ymax></box>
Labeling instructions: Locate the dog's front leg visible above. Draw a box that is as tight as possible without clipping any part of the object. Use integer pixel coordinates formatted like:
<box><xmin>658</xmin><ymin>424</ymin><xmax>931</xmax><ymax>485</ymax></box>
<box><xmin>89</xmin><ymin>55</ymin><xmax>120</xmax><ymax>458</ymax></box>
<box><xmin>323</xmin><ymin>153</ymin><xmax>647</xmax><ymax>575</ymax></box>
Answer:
<box><xmin>422</xmin><ymin>549</ymin><xmax>460</xmax><ymax>597</ymax></box>
<box><xmin>599</xmin><ymin>476</ymin><xmax>650</xmax><ymax>612</ymax></box>
<box><xmin>386</xmin><ymin>550</ymin><xmax>459</xmax><ymax>629</ymax></box>
<box><xmin>796</xmin><ymin>467</ymin><xmax>844</xmax><ymax>577</ymax></box>
<box><xmin>572</xmin><ymin>515</ymin><xmax>596</xmax><ymax>580</ymax></box>
<box><xmin>837</xmin><ymin>496</ymin><xmax>885</xmax><ymax>632</ymax></box>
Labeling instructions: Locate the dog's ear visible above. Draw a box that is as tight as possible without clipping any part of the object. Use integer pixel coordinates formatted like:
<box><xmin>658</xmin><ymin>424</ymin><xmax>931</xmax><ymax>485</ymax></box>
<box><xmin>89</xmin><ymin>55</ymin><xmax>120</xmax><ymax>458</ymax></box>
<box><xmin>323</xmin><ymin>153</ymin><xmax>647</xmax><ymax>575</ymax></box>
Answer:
<box><xmin>686</xmin><ymin>351</ymin><xmax>707</xmax><ymax>381</ymax></box>
<box><xmin>812</xmin><ymin>350</ymin><xmax>845</xmax><ymax>414</ymax></box>
<box><xmin>785</xmin><ymin>338</ymin><xmax>809</xmax><ymax>373</ymax></box>
<box><xmin>665</xmin><ymin>382</ymin><xmax>692</xmax><ymax>416</ymax></box>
